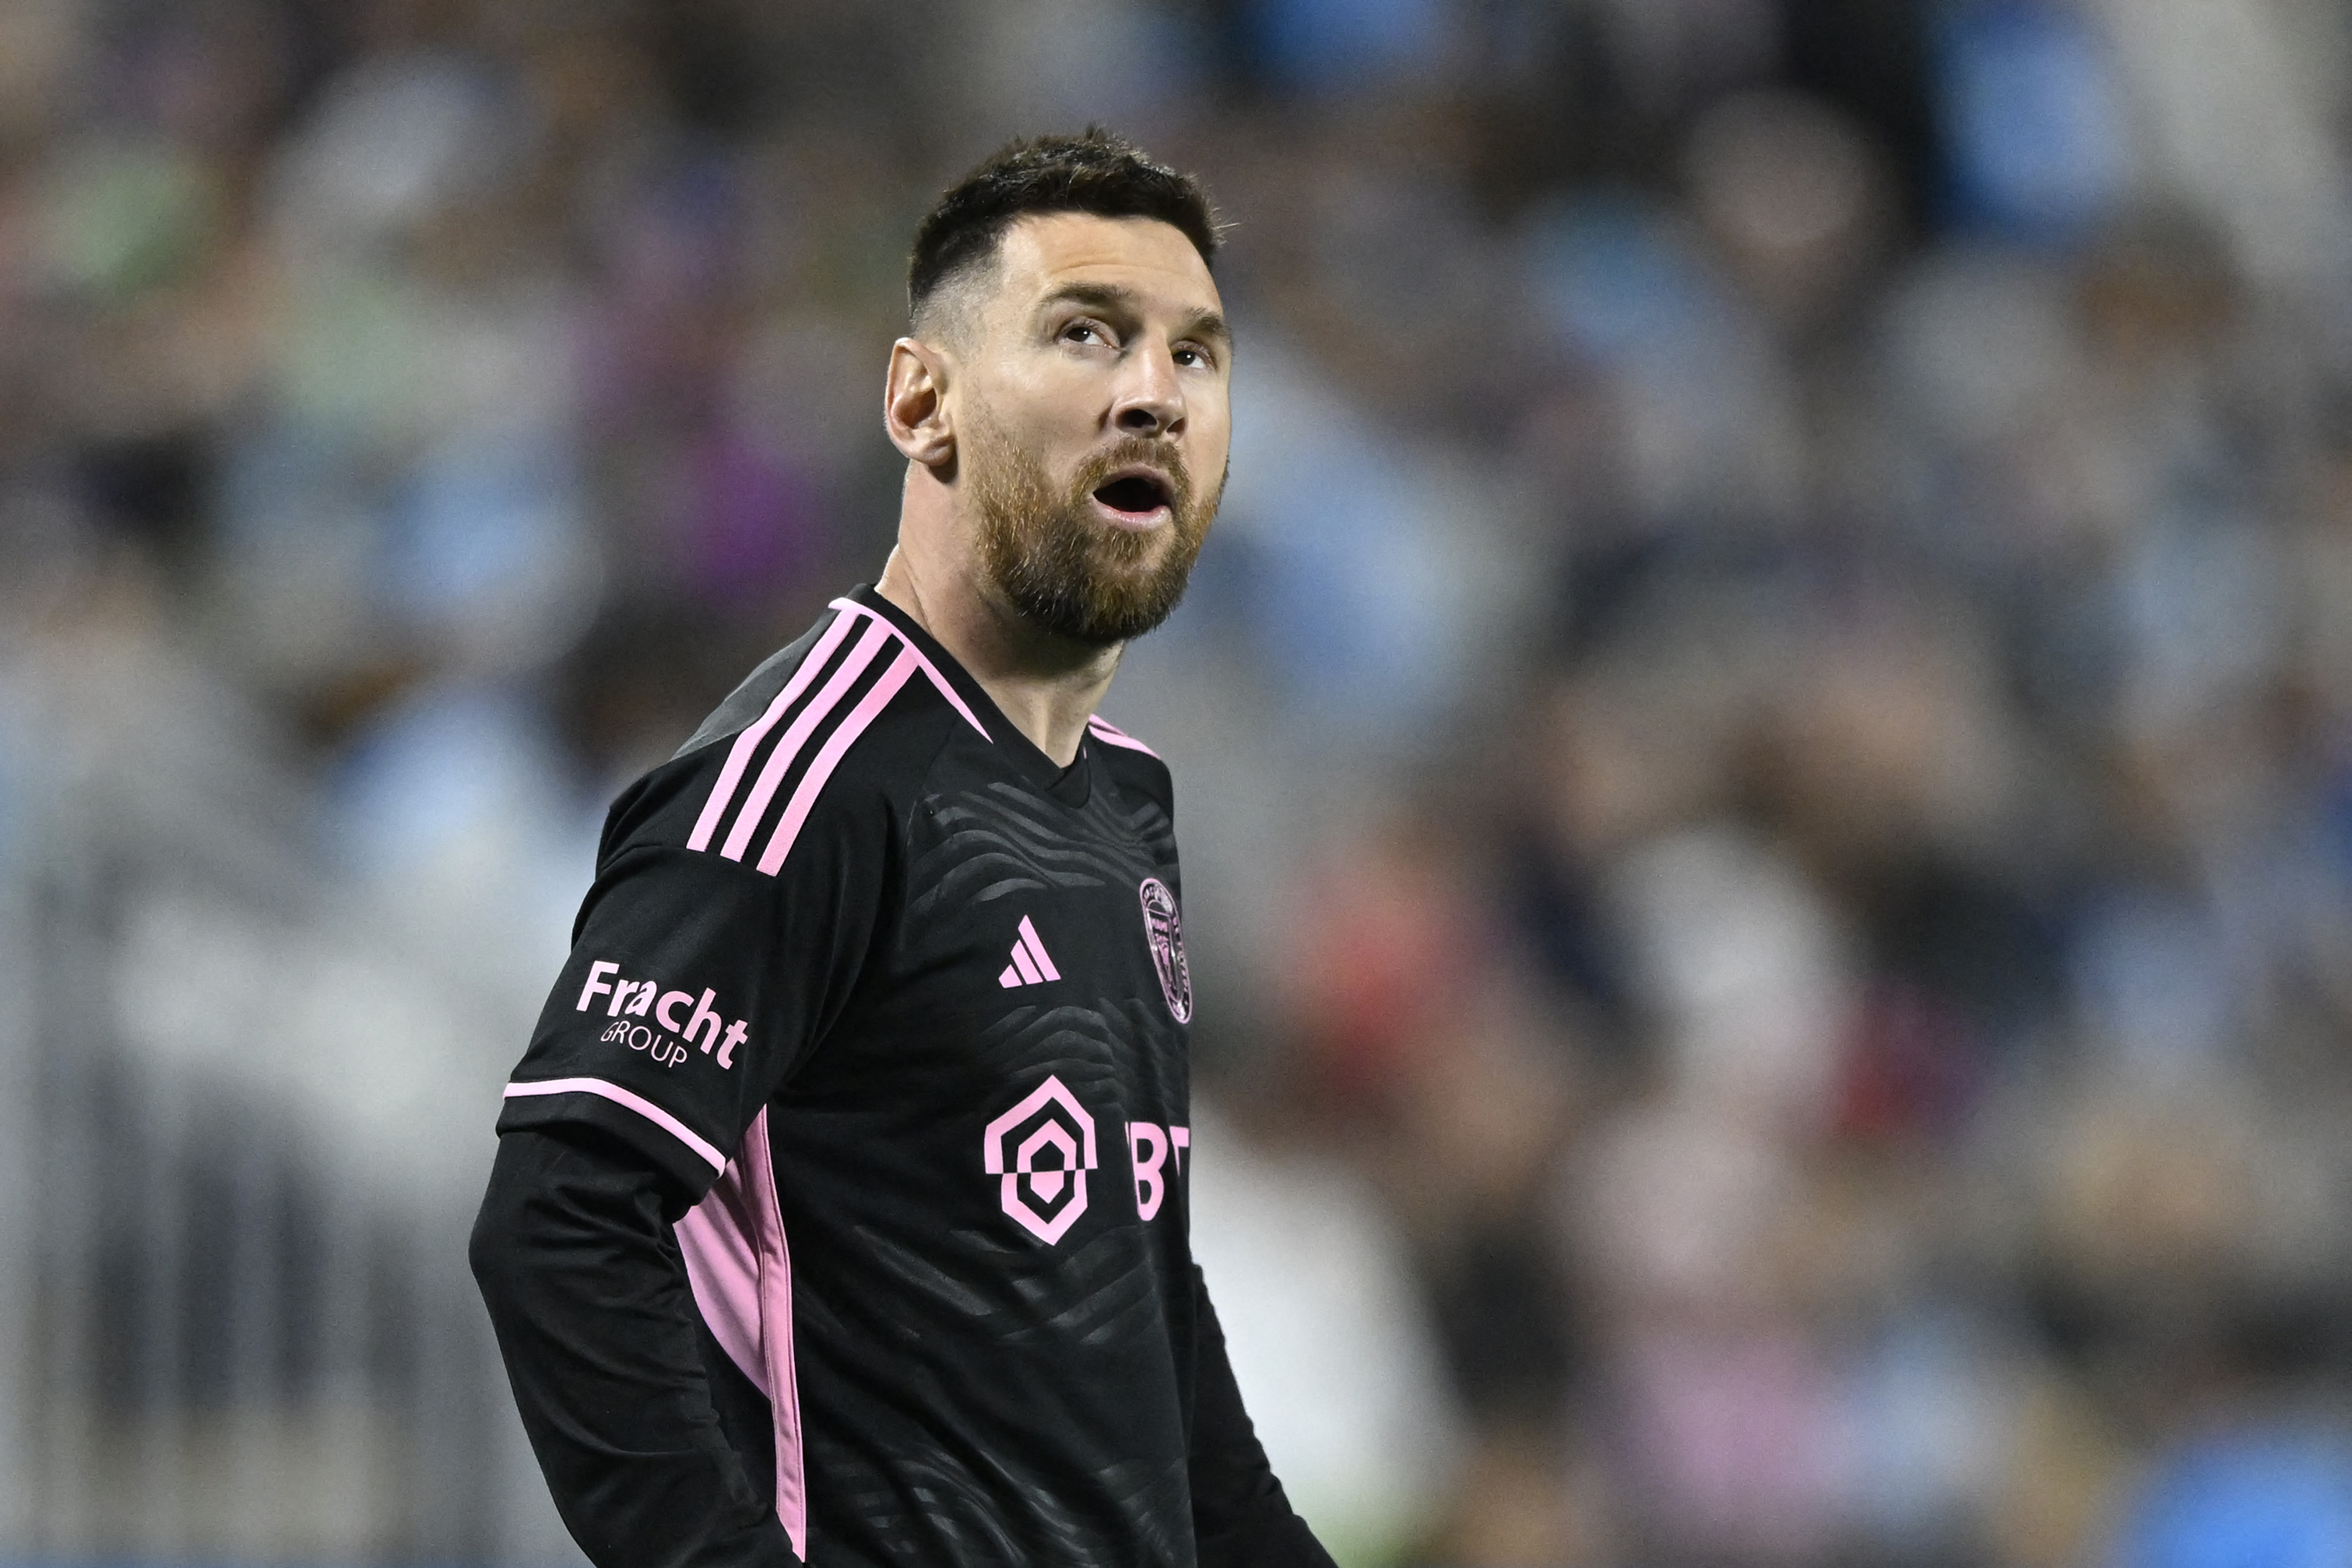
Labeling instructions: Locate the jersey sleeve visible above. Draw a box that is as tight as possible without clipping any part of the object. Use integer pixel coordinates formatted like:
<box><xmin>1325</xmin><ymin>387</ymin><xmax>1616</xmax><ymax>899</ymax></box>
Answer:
<box><xmin>496</xmin><ymin>772</ymin><xmax>893</xmax><ymax>1198</ymax></box>
<box><xmin>472</xmin><ymin>1124</ymin><xmax>803</xmax><ymax>1568</ymax></box>
<box><xmin>1190</xmin><ymin>1265</ymin><xmax>1339</xmax><ymax>1567</ymax></box>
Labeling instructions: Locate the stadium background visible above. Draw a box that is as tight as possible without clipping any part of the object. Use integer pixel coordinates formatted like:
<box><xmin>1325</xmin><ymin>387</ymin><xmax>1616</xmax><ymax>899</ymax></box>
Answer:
<box><xmin>6</xmin><ymin>1</ymin><xmax>2352</xmax><ymax>1564</ymax></box>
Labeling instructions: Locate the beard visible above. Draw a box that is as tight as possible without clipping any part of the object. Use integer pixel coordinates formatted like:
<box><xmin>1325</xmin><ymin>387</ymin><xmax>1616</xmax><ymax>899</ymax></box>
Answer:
<box><xmin>965</xmin><ymin>414</ymin><xmax>1221</xmax><ymax>647</ymax></box>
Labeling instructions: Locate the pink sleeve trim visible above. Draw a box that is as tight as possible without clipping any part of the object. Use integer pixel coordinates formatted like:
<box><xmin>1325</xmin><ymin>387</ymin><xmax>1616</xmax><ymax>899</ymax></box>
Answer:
<box><xmin>502</xmin><ymin>1078</ymin><xmax>728</xmax><ymax>1173</ymax></box>
<box><xmin>673</xmin><ymin>1108</ymin><xmax>806</xmax><ymax>1556</ymax></box>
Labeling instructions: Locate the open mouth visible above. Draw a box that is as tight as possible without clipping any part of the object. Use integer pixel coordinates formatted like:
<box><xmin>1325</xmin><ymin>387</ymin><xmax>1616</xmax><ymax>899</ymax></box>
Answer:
<box><xmin>1091</xmin><ymin>469</ymin><xmax>1174</xmax><ymax>523</ymax></box>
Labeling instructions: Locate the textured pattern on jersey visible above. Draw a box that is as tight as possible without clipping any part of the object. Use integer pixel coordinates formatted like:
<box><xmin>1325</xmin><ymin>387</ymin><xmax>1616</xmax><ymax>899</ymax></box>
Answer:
<box><xmin>907</xmin><ymin>781</ymin><xmax>1155</xmax><ymax>917</ymax></box>
<box><xmin>768</xmin><ymin>757</ymin><xmax>1197</xmax><ymax>1564</ymax></box>
<box><xmin>800</xmin><ymin>1432</ymin><xmax>1194</xmax><ymax>1566</ymax></box>
<box><xmin>1116</xmin><ymin>783</ymin><xmax>1180</xmax><ymax>864</ymax></box>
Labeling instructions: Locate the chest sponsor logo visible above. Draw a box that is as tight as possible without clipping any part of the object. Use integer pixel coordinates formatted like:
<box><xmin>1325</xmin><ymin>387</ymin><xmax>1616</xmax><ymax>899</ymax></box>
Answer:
<box><xmin>982</xmin><ymin>1075</ymin><xmax>1097</xmax><ymax>1244</ymax></box>
<box><xmin>1138</xmin><ymin>877</ymin><xmax>1192</xmax><ymax>1023</ymax></box>
<box><xmin>575</xmin><ymin>959</ymin><xmax>749</xmax><ymax>1070</ymax></box>
<box><xmin>1127</xmin><ymin>1121</ymin><xmax>1190</xmax><ymax>1221</ymax></box>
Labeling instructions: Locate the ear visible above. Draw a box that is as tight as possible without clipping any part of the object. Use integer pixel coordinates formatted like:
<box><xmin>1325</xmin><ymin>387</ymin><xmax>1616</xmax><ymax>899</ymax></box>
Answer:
<box><xmin>884</xmin><ymin>338</ymin><xmax>955</xmax><ymax>469</ymax></box>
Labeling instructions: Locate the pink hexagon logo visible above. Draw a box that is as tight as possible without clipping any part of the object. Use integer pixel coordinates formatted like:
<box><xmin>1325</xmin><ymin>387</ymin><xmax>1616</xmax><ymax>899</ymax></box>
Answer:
<box><xmin>982</xmin><ymin>1075</ymin><xmax>1098</xmax><ymax>1243</ymax></box>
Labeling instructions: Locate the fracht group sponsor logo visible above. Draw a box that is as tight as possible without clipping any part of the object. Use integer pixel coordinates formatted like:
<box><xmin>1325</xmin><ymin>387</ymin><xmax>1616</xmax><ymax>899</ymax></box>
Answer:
<box><xmin>577</xmin><ymin>960</ymin><xmax>750</xmax><ymax>1069</ymax></box>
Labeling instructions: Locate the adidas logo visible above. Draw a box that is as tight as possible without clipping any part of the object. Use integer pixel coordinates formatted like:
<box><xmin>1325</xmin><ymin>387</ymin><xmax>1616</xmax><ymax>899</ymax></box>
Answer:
<box><xmin>997</xmin><ymin>916</ymin><xmax>1062</xmax><ymax>990</ymax></box>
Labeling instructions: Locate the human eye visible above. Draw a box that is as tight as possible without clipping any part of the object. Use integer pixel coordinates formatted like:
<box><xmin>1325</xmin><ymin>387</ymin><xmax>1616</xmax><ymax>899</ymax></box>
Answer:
<box><xmin>1173</xmin><ymin>342</ymin><xmax>1216</xmax><ymax>369</ymax></box>
<box><xmin>1060</xmin><ymin>317</ymin><xmax>1114</xmax><ymax>347</ymax></box>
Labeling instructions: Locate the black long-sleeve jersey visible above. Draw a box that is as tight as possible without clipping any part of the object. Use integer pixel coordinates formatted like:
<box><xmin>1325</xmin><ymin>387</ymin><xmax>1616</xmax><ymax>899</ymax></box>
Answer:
<box><xmin>472</xmin><ymin>585</ymin><xmax>1334</xmax><ymax>1568</ymax></box>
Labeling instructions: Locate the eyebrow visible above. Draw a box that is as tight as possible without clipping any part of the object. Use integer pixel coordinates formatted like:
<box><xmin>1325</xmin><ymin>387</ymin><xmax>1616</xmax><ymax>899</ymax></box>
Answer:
<box><xmin>1038</xmin><ymin>281</ymin><xmax>1232</xmax><ymax>351</ymax></box>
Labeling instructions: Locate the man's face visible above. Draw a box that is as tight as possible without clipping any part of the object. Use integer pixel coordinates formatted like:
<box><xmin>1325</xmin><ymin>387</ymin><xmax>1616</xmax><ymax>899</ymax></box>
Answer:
<box><xmin>944</xmin><ymin>213</ymin><xmax>1232</xmax><ymax>646</ymax></box>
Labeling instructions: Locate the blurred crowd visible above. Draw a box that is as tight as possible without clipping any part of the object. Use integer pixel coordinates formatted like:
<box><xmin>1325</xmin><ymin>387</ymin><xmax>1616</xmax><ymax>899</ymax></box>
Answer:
<box><xmin>9</xmin><ymin>0</ymin><xmax>2352</xmax><ymax>1565</ymax></box>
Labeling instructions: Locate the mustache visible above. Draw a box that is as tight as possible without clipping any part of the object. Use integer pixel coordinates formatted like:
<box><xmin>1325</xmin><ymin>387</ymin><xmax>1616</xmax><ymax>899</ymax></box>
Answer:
<box><xmin>1071</xmin><ymin>437</ymin><xmax>1196</xmax><ymax>511</ymax></box>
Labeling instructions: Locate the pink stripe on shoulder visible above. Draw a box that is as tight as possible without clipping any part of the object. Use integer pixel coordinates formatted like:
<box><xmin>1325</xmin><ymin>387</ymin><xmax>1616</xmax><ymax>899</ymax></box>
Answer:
<box><xmin>829</xmin><ymin>597</ymin><xmax>990</xmax><ymax>739</ymax></box>
<box><xmin>687</xmin><ymin>610</ymin><xmax>860</xmax><ymax>853</ymax></box>
<box><xmin>757</xmin><ymin>649</ymin><xmax>918</xmax><ymax>875</ymax></box>
<box><xmin>502</xmin><ymin>1078</ymin><xmax>726</xmax><ymax>1172</ymax></box>
<box><xmin>1086</xmin><ymin>716</ymin><xmax>1161</xmax><ymax>758</ymax></box>
<box><xmin>720</xmin><ymin>619</ymin><xmax>894</xmax><ymax>862</ymax></box>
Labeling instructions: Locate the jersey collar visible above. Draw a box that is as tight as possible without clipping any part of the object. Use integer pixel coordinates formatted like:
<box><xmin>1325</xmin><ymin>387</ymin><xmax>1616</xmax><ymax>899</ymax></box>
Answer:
<box><xmin>842</xmin><ymin>584</ymin><xmax>1095</xmax><ymax>807</ymax></box>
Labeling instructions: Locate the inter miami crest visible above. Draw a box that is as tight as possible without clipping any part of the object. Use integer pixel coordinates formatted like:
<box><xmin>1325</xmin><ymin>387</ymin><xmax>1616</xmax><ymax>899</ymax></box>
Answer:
<box><xmin>1137</xmin><ymin>877</ymin><xmax>1191</xmax><ymax>1024</ymax></box>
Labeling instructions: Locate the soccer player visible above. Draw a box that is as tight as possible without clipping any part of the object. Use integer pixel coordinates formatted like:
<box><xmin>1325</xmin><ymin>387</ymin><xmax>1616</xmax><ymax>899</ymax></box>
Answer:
<box><xmin>470</xmin><ymin>130</ymin><xmax>1339</xmax><ymax>1567</ymax></box>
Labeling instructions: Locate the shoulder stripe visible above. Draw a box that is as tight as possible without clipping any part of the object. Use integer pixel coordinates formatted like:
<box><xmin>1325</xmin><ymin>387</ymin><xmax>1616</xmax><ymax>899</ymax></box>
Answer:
<box><xmin>718</xmin><ymin>618</ymin><xmax>895</xmax><ymax>862</ymax></box>
<box><xmin>830</xmin><ymin>596</ymin><xmax>990</xmax><ymax>740</ymax></box>
<box><xmin>1087</xmin><ymin>715</ymin><xmax>1161</xmax><ymax>758</ymax></box>
<box><xmin>758</xmin><ymin>647</ymin><xmax>918</xmax><ymax>874</ymax></box>
<box><xmin>687</xmin><ymin>610</ymin><xmax>862</xmax><ymax>853</ymax></box>
<box><xmin>503</xmin><ymin>1078</ymin><xmax>726</xmax><ymax>1172</ymax></box>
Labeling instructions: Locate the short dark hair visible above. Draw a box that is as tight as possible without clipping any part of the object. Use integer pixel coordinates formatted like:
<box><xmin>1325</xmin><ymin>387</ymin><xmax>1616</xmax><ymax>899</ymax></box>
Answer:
<box><xmin>908</xmin><ymin>128</ymin><xmax>1221</xmax><ymax>328</ymax></box>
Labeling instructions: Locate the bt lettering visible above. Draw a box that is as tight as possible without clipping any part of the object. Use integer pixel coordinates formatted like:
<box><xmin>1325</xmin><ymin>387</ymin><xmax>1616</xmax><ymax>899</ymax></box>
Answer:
<box><xmin>1126</xmin><ymin>1121</ymin><xmax>1190</xmax><ymax>1221</ymax></box>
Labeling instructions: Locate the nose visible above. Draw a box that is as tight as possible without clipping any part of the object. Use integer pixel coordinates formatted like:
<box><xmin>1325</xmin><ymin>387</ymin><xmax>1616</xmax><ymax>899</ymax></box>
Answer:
<box><xmin>1112</xmin><ymin>340</ymin><xmax>1184</xmax><ymax>438</ymax></box>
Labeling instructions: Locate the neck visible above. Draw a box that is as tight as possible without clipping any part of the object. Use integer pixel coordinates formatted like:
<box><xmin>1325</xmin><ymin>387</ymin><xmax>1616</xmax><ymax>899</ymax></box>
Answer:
<box><xmin>874</xmin><ymin>533</ymin><xmax>1121</xmax><ymax>771</ymax></box>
